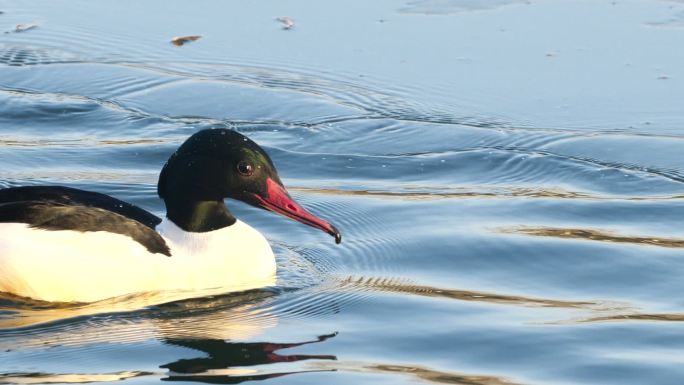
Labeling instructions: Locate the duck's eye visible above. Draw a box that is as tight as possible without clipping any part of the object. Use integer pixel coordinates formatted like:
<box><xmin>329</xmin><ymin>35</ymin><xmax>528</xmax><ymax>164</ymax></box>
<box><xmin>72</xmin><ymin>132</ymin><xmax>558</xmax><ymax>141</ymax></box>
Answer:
<box><xmin>237</xmin><ymin>161</ymin><xmax>254</xmax><ymax>176</ymax></box>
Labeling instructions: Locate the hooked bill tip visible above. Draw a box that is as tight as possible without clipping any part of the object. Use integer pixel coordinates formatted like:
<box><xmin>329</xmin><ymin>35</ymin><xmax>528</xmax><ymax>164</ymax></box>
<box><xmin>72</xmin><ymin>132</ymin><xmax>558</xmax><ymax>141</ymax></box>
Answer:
<box><xmin>330</xmin><ymin>225</ymin><xmax>342</xmax><ymax>244</ymax></box>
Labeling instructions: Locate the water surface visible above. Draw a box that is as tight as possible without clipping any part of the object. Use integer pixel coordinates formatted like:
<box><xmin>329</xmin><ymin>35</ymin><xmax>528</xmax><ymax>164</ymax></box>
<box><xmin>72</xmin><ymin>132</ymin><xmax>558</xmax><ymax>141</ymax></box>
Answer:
<box><xmin>2</xmin><ymin>1</ymin><xmax>684</xmax><ymax>384</ymax></box>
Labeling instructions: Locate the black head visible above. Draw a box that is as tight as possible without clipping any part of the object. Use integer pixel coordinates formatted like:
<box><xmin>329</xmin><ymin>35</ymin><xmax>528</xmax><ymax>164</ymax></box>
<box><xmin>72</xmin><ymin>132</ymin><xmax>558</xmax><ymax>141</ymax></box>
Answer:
<box><xmin>158</xmin><ymin>129</ymin><xmax>341</xmax><ymax>243</ymax></box>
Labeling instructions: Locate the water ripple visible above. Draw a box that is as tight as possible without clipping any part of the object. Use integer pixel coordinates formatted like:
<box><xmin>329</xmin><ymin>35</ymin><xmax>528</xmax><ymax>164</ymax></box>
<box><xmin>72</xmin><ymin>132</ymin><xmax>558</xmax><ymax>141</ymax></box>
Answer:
<box><xmin>313</xmin><ymin>360</ymin><xmax>527</xmax><ymax>385</ymax></box>
<box><xmin>0</xmin><ymin>371</ymin><xmax>153</xmax><ymax>384</ymax></box>
<box><xmin>501</xmin><ymin>227</ymin><xmax>684</xmax><ymax>249</ymax></box>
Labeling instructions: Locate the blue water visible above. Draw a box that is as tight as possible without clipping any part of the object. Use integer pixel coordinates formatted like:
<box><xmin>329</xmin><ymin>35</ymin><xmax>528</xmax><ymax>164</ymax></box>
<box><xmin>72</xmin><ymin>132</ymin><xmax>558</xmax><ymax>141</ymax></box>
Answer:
<box><xmin>2</xmin><ymin>1</ymin><xmax>684</xmax><ymax>384</ymax></box>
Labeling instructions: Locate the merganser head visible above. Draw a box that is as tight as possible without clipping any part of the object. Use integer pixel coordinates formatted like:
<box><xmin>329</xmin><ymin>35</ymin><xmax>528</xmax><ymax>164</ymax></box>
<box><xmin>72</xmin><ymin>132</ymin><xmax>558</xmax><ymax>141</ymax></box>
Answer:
<box><xmin>157</xmin><ymin>129</ymin><xmax>341</xmax><ymax>244</ymax></box>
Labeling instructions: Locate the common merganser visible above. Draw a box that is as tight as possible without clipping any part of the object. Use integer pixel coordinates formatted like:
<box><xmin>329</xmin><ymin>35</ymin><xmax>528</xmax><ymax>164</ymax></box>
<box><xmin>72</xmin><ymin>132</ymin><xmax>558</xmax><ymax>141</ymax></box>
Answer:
<box><xmin>0</xmin><ymin>129</ymin><xmax>341</xmax><ymax>303</ymax></box>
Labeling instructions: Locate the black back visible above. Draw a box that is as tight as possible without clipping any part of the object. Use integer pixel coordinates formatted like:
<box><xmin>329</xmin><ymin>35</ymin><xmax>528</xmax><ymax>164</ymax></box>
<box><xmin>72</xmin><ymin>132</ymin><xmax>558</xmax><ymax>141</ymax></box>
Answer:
<box><xmin>0</xmin><ymin>186</ymin><xmax>169</xmax><ymax>256</ymax></box>
<box><xmin>0</xmin><ymin>186</ymin><xmax>161</xmax><ymax>228</ymax></box>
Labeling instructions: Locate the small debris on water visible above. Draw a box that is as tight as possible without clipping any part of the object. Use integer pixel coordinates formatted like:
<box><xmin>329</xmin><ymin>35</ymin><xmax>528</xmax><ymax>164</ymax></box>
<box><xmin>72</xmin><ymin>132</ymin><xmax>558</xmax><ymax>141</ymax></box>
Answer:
<box><xmin>171</xmin><ymin>35</ymin><xmax>201</xmax><ymax>46</ymax></box>
<box><xmin>11</xmin><ymin>23</ymin><xmax>38</xmax><ymax>33</ymax></box>
<box><xmin>276</xmin><ymin>16</ymin><xmax>295</xmax><ymax>30</ymax></box>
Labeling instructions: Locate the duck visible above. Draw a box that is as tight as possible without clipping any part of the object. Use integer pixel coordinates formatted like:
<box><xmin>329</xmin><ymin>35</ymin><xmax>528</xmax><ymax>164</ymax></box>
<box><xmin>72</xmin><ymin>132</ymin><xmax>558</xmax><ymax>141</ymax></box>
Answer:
<box><xmin>0</xmin><ymin>129</ymin><xmax>341</xmax><ymax>303</ymax></box>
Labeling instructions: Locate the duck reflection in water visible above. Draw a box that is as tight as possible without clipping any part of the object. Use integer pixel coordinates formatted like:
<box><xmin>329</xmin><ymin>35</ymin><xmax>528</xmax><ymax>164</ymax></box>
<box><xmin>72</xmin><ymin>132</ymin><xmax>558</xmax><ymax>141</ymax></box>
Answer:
<box><xmin>1</xmin><ymin>288</ymin><xmax>341</xmax><ymax>384</ymax></box>
<box><xmin>160</xmin><ymin>333</ymin><xmax>338</xmax><ymax>383</ymax></box>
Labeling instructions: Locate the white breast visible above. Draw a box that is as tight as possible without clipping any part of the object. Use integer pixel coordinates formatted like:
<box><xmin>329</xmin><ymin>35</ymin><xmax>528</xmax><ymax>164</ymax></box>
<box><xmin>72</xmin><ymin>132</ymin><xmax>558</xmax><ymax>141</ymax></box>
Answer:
<box><xmin>0</xmin><ymin>219</ymin><xmax>276</xmax><ymax>303</ymax></box>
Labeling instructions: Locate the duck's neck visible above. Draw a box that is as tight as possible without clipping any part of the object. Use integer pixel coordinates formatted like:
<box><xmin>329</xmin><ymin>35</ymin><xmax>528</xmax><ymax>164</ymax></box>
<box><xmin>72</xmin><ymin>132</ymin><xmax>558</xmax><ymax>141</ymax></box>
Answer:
<box><xmin>164</xmin><ymin>198</ymin><xmax>236</xmax><ymax>232</ymax></box>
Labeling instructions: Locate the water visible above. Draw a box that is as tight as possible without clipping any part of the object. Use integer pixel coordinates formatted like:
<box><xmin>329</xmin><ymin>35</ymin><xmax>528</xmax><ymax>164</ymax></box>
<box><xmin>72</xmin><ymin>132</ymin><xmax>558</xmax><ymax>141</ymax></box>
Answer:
<box><xmin>1</xmin><ymin>0</ymin><xmax>684</xmax><ymax>384</ymax></box>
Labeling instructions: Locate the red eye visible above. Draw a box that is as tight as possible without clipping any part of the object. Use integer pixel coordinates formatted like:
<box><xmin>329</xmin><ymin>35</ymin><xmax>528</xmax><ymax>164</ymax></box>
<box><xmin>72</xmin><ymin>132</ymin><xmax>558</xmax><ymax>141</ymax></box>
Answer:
<box><xmin>237</xmin><ymin>161</ymin><xmax>254</xmax><ymax>176</ymax></box>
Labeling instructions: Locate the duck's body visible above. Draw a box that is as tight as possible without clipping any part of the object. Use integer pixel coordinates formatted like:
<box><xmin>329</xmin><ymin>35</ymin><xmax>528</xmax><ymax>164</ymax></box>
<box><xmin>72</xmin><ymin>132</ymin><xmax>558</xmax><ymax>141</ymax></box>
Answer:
<box><xmin>0</xmin><ymin>218</ymin><xmax>275</xmax><ymax>303</ymax></box>
<box><xmin>0</xmin><ymin>129</ymin><xmax>340</xmax><ymax>303</ymax></box>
